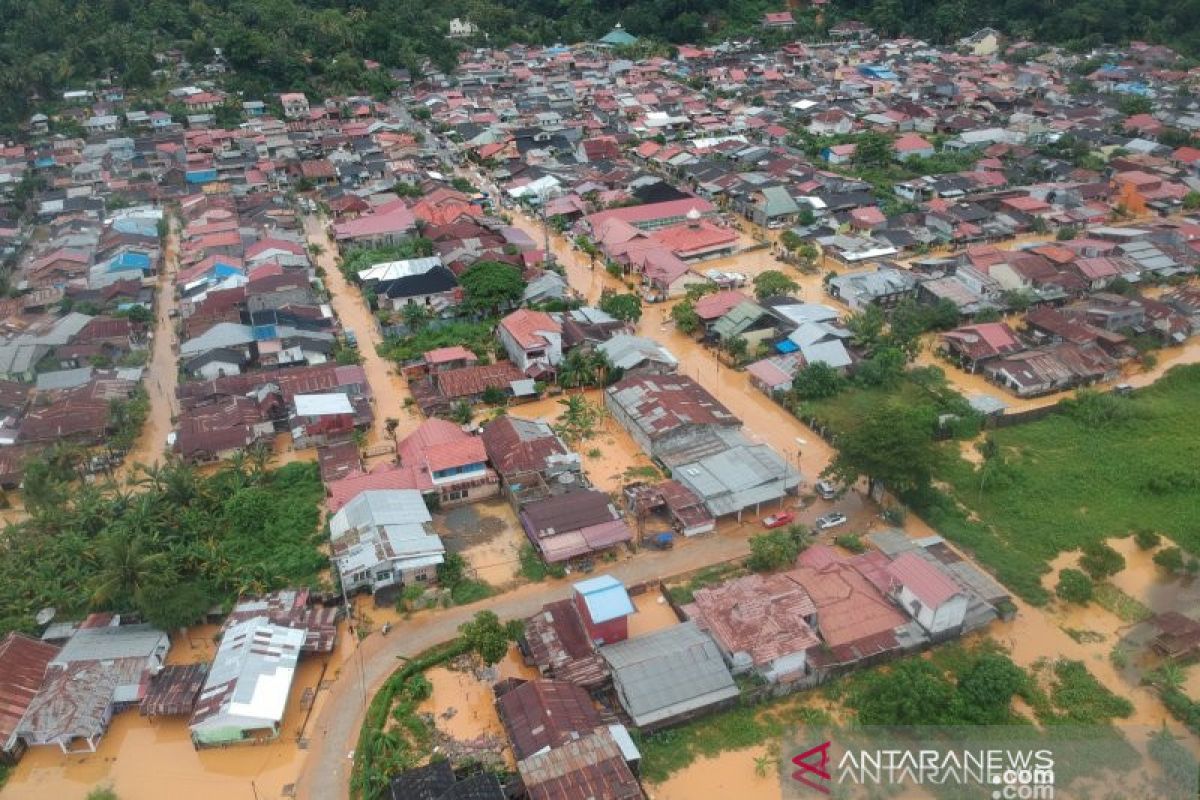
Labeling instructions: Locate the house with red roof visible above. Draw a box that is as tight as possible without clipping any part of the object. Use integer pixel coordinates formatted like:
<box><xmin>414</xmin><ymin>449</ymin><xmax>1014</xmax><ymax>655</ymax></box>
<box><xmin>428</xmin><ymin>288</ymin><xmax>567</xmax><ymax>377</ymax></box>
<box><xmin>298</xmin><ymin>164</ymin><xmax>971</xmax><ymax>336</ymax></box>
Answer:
<box><xmin>651</xmin><ymin>212</ymin><xmax>739</xmax><ymax>261</ymax></box>
<box><xmin>761</xmin><ymin>10</ymin><xmax>796</xmax><ymax>28</ymax></box>
<box><xmin>940</xmin><ymin>322</ymin><xmax>1024</xmax><ymax>372</ymax></box>
<box><xmin>498</xmin><ymin>309</ymin><xmax>563</xmax><ymax>376</ymax></box>
<box><xmin>883</xmin><ymin>552</ymin><xmax>969</xmax><ymax>636</ymax></box>
<box><xmin>395</xmin><ymin>418</ymin><xmax>499</xmax><ymax>506</ymax></box>
<box><xmin>892</xmin><ymin>133</ymin><xmax>935</xmax><ymax>161</ymax></box>
<box><xmin>332</xmin><ymin>204</ymin><xmax>417</xmax><ymax>248</ymax></box>
<box><xmin>0</xmin><ymin>632</ymin><xmax>59</xmax><ymax>763</ymax></box>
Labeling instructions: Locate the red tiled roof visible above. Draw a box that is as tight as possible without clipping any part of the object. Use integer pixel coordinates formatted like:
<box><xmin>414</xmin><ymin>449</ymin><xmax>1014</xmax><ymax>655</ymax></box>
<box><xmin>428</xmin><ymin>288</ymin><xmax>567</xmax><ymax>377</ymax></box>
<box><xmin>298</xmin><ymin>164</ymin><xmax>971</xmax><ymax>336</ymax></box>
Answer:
<box><xmin>326</xmin><ymin>463</ymin><xmax>421</xmax><ymax>511</ymax></box>
<box><xmin>694</xmin><ymin>289</ymin><xmax>748</xmax><ymax>320</ymax></box>
<box><xmin>689</xmin><ymin>574</ymin><xmax>819</xmax><ymax>669</ymax></box>
<box><xmin>500</xmin><ymin>309</ymin><xmax>562</xmax><ymax>350</ymax></box>
<box><xmin>424</xmin><ymin>345</ymin><xmax>475</xmax><ymax>364</ymax></box>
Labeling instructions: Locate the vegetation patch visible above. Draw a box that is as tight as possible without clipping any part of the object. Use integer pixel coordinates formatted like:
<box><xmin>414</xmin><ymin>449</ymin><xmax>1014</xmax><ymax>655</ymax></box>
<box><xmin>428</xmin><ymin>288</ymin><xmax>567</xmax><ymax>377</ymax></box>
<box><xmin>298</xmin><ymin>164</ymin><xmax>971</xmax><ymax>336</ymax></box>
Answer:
<box><xmin>931</xmin><ymin>367</ymin><xmax>1200</xmax><ymax>602</ymax></box>
<box><xmin>665</xmin><ymin>562</ymin><xmax>746</xmax><ymax>605</ymax></box>
<box><xmin>1092</xmin><ymin>583</ymin><xmax>1153</xmax><ymax>623</ymax></box>
<box><xmin>518</xmin><ymin>542</ymin><xmax>566</xmax><ymax>582</ymax></box>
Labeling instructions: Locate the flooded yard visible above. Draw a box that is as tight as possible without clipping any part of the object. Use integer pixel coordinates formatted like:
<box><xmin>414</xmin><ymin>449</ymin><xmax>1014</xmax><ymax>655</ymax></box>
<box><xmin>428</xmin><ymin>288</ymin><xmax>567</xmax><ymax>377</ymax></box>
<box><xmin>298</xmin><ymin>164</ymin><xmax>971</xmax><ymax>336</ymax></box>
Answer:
<box><xmin>627</xmin><ymin>589</ymin><xmax>680</xmax><ymax>639</ymax></box>
<box><xmin>648</xmin><ymin>746</ymin><xmax>781</xmax><ymax>800</ymax></box>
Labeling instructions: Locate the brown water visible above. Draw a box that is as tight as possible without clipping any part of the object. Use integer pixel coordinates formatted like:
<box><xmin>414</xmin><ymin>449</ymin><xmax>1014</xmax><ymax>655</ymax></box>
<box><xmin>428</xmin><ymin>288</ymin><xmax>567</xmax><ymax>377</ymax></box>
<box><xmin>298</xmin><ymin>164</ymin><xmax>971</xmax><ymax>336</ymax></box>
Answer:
<box><xmin>627</xmin><ymin>590</ymin><xmax>680</xmax><ymax>638</ymax></box>
<box><xmin>649</xmin><ymin>746</ymin><xmax>782</xmax><ymax>800</ymax></box>
<box><xmin>416</xmin><ymin>647</ymin><xmax>537</xmax><ymax>747</ymax></box>
<box><xmin>303</xmin><ymin>215</ymin><xmax>418</xmax><ymax>447</ymax></box>
<box><xmin>436</xmin><ymin>499</ymin><xmax>525</xmax><ymax>587</ymax></box>
<box><xmin>121</xmin><ymin>217</ymin><xmax>181</xmax><ymax>473</ymax></box>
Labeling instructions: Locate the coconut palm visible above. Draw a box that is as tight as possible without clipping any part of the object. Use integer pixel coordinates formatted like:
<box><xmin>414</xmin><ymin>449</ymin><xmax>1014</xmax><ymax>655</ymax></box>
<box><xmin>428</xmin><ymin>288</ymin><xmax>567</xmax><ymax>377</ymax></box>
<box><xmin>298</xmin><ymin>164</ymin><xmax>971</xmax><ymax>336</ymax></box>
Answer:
<box><xmin>90</xmin><ymin>527</ymin><xmax>170</xmax><ymax>609</ymax></box>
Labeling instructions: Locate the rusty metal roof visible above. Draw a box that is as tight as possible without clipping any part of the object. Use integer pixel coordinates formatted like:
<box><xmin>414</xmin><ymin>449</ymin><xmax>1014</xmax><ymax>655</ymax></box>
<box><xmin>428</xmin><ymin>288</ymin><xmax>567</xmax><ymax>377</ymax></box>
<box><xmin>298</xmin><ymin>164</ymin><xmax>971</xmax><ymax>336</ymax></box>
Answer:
<box><xmin>0</xmin><ymin>632</ymin><xmax>58</xmax><ymax>748</ymax></box>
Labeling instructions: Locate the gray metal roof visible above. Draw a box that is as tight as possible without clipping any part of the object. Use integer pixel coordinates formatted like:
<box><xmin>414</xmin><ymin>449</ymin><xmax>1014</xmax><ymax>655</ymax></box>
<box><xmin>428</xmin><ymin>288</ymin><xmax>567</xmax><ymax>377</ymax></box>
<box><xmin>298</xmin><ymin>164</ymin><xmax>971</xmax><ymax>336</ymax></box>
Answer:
<box><xmin>55</xmin><ymin>623</ymin><xmax>168</xmax><ymax>665</ymax></box>
<box><xmin>597</xmin><ymin>334</ymin><xmax>678</xmax><ymax>371</ymax></box>
<box><xmin>329</xmin><ymin>489</ymin><xmax>431</xmax><ymax>538</ymax></box>
<box><xmin>36</xmin><ymin>367</ymin><xmax>94</xmax><ymax>392</ymax></box>
<box><xmin>600</xmin><ymin>622</ymin><xmax>738</xmax><ymax>727</ymax></box>
<box><xmin>669</xmin><ymin>435</ymin><xmax>800</xmax><ymax>517</ymax></box>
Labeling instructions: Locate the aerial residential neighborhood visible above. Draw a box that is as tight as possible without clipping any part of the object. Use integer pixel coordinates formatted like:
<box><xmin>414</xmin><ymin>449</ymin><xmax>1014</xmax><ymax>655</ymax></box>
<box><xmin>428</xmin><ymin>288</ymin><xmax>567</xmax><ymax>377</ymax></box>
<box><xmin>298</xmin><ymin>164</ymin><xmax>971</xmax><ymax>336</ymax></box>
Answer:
<box><xmin>2</xmin><ymin>7</ymin><xmax>1200</xmax><ymax>800</ymax></box>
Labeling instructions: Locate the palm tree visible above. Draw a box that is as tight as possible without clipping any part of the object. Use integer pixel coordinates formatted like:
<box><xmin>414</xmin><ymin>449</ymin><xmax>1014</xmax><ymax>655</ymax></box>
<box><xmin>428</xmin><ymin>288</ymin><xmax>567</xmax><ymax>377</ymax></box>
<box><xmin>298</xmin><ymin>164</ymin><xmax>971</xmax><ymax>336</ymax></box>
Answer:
<box><xmin>90</xmin><ymin>528</ymin><xmax>170</xmax><ymax>609</ymax></box>
<box><xmin>556</xmin><ymin>349</ymin><xmax>592</xmax><ymax>390</ymax></box>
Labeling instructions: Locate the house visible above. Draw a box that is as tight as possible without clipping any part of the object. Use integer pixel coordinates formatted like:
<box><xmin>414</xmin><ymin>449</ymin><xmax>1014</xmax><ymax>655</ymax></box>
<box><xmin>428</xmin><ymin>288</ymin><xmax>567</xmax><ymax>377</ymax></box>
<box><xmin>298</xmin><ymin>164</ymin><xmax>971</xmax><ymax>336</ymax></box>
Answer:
<box><xmin>519</xmin><ymin>490</ymin><xmax>633</xmax><ymax>564</ymax></box>
<box><xmin>600</xmin><ymin>621</ymin><xmax>739</xmax><ymax>732</ymax></box>
<box><xmin>480</xmin><ymin>414</ymin><xmax>583</xmax><ymax>496</ymax></box>
<box><xmin>885</xmin><ymin>552</ymin><xmax>969</xmax><ymax>638</ymax></box>
<box><xmin>748</xmin><ymin>186</ymin><xmax>803</xmax><ymax>228</ymax></box>
<box><xmin>333</xmin><ymin>205</ymin><xmax>417</xmax><ymax>247</ymax></box>
<box><xmin>0</xmin><ymin>633</ymin><xmax>59</xmax><ymax>764</ymax></box>
<box><xmin>984</xmin><ymin>341</ymin><xmax>1119</xmax><ymax>397</ymax></box>
<box><xmin>395</xmin><ymin>418</ymin><xmax>499</xmax><ymax>506</ymax></box>
<box><xmin>604</xmin><ymin>374</ymin><xmax>739</xmax><ymax>455</ymax></box>
<box><xmin>496</xmin><ymin>679</ymin><xmax>605</xmax><ymax>761</ymax></box>
<box><xmin>711</xmin><ymin>300</ymin><xmax>778</xmax><ymax>351</ymax></box>
<box><xmin>413</xmin><ymin>361</ymin><xmax>532</xmax><ymax>416</ymax></box>
<box><xmin>360</xmin><ymin>257</ymin><xmax>459</xmax><ymax>313</ymax></box>
<box><xmin>522</xmin><ymin>599</ymin><xmax>610</xmax><ymax>688</ymax></box>
<box><xmin>693</xmin><ymin>290</ymin><xmax>748</xmax><ymax>332</ymax></box>
<box><xmin>762</xmin><ymin>10</ymin><xmax>796</xmax><ymax>28</ymax></box>
<box><xmin>498</xmin><ymin>309</ymin><xmax>563</xmax><ymax>376</ymax></box>
<box><xmin>328</xmin><ymin>490</ymin><xmax>445</xmax><ymax>601</ymax></box>
<box><xmin>790</xmin><ymin>547</ymin><xmax>912</xmax><ymax>671</ymax></box>
<box><xmin>940</xmin><ymin>323</ymin><xmax>1024</xmax><ymax>372</ymax></box>
<box><xmin>280</xmin><ymin>92</ymin><xmax>310</xmax><ymax>119</ymax></box>
<box><xmin>15</xmin><ymin>620</ymin><xmax>169</xmax><ymax>754</ymax></box>
<box><xmin>515</xmin><ymin>728</ymin><xmax>643</xmax><ymax>800</ymax></box>
<box><xmin>808</xmin><ymin>110</ymin><xmax>853</xmax><ymax>137</ymax></box>
<box><xmin>175</xmin><ymin>397</ymin><xmax>276</xmax><ymax>463</ymax></box>
<box><xmin>289</xmin><ymin>392</ymin><xmax>359</xmax><ymax>447</ymax></box>
<box><xmin>893</xmin><ymin>134</ymin><xmax>936</xmax><ymax>161</ymax></box>
<box><xmin>572</xmin><ymin>575</ymin><xmax>636</xmax><ymax>646</ymax></box>
<box><xmin>685</xmin><ymin>573</ymin><xmax>819</xmax><ymax>684</ymax></box>
<box><xmin>960</xmin><ymin>27</ymin><xmax>1001</xmax><ymax>56</ymax></box>
<box><xmin>596</xmin><ymin>334</ymin><xmax>678</xmax><ymax>375</ymax></box>
<box><xmin>826</xmin><ymin>267</ymin><xmax>918</xmax><ymax>310</ymax></box>
<box><xmin>188</xmin><ymin>617</ymin><xmax>305</xmax><ymax>747</ymax></box>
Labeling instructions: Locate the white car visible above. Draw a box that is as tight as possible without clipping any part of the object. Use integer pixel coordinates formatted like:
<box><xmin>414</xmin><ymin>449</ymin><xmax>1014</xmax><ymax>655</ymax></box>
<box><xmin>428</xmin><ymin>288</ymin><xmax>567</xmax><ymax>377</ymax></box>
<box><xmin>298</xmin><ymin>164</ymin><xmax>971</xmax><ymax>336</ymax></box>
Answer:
<box><xmin>815</xmin><ymin>480</ymin><xmax>839</xmax><ymax>500</ymax></box>
<box><xmin>815</xmin><ymin>512</ymin><xmax>848</xmax><ymax>531</ymax></box>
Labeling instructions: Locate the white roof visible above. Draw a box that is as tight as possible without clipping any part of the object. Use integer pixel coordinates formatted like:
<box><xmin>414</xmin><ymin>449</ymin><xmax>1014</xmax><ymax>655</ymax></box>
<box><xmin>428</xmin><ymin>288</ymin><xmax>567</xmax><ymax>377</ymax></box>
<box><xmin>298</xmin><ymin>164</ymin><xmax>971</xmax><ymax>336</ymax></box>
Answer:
<box><xmin>294</xmin><ymin>392</ymin><xmax>353</xmax><ymax>416</ymax></box>
<box><xmin>356</xmin><ymin>256</ymin><xmax>442</xmax><ymax>283</ymax></box>
<box><xmin>190</xmin><ymin>617</ymin><xmax>304</xmax><ymax>732</ymax></box>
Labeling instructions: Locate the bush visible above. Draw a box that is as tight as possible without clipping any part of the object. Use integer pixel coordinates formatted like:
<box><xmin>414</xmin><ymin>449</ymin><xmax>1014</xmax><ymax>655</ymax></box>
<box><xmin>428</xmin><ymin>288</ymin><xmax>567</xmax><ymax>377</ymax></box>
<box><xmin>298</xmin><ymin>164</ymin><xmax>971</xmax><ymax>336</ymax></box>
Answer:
<box><xmin>834</xmin><ymin>533</ymin><xmax>866</xmax><ymax>554</ymax></box>
<box><xmin>1055</xmin><ymin>569</ymin><xmax>1094</xmax><ymax>604</ymax></box>
<box><xmin>1154</xmin><ymin>546</ymin><xmax>1186</xmax><ymax>573</ymax></box>
<box><xmin>1079</xmin><ymin>541</ymin><xmax>1125</xmax><ymax>580</ymax></box>
<box><xmin>747</xmin><ymin>530</ymin><xmax>800</xmax><ymax>572</ymax></box>
<box><xmin>1133</xmin><ymin>529</ymin><xmax>1161</xmax><ymax>550</ymax></box>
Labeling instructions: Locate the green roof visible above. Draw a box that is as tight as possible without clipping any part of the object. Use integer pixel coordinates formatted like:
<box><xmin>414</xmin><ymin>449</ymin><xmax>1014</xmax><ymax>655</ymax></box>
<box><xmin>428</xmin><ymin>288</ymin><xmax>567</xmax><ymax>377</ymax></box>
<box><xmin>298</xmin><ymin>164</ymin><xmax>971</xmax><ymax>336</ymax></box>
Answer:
<box><xmin>599</xmin><ymin>25</ymin><xmax>638</xmax><ymax>46</ymax></box>
<box><xmin>712</xmin><ymin>300</ymin><xmax>770</xmax><ymax>339</ymax></box>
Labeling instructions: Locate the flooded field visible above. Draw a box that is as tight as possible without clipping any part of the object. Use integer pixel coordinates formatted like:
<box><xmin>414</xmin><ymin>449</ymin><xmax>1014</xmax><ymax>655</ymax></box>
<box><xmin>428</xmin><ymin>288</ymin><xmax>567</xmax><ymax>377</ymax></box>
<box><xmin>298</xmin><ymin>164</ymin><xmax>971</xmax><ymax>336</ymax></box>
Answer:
<box><xmin>1</xmin><ymin>621</ymin><xmax>353</xmax><ymax>800</ymax></box>
<box><xmin>434</xmin><ymin>498</ymin><xmax>525</xmax><ymax>587</ymax></box>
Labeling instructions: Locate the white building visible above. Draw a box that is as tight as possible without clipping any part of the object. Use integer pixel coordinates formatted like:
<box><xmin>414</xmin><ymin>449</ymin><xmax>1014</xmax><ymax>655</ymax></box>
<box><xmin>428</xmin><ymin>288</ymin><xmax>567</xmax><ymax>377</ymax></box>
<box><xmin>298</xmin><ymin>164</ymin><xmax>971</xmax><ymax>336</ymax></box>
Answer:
<box><xmin>885</xmin><ymin>553</ymin><xmax>969</xmax><ymax>636</ymax></box>
<box><xmin>189</xmin><ymin>618</ymin><xmax>305</xmax><ymax>747</ymax></box>
<box><xmin>329</xmin><ymin>490</ymin><xmax>445</xmax><ymax>598</ymax></box>
<box><xmin>497</xmin><ymin>309</ymin><xmax>563</xmax><ymax>376</ymax></box>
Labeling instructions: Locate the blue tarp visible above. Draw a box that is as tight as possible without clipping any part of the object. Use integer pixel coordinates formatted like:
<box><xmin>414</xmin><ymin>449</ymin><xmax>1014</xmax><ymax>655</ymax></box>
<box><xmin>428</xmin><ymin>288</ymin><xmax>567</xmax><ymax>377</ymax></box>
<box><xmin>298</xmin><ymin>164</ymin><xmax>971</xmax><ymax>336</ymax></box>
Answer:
<box><xmin>252</xmin><ymin>324</ymin><xmax>279</xmax><ymax>341</ymax></box>
<box><xmin>185</xmin><ymin>169</ymin><xmax>218</xmax><ymax>184</ymax></box>
<box><xmin>776</xmin><ymin>340</ymin><xmax>799</xmax><ymax>354</ymax></box>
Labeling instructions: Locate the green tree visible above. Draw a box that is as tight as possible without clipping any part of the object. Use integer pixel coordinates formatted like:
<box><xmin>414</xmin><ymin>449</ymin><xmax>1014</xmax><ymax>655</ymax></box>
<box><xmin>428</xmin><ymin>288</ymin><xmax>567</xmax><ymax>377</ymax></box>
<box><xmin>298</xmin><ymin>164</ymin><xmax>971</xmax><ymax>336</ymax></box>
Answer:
<box><xmin>779</xmin><ymin>230</ymin><xmax>803</xmax><ymax>252</ymax></box>
<box><xmin>459</xmin><ymin>610</ymin><xmax>510</xmax><ymax>666</ymax></box>
<box><xmin>437</xmin><ymin>552</ymin><xmax>467</xmax><ymax>587</ymax></box>
<box><xmin>1133</xmin><ymin>529</ymin><xmax>1161</xmax><ymax>550</ymax></box>
<box><xmin>724</xmin><ymin>335</ymin><xmax>748</xmax><ymax>363</ymax></box>
<box><xmin>1184</xmin><ymin>191</ymin><xmax>1200</xmax><ymax>211</ymax></box>
<box><xmin>747</xmin><ymin>530</ymin><xmax>801</xmax><ymax>572</ymax></box>
<box><xmin>825</xmin><ymin>404</ymin><xmax>938</xmax><ymax>494</ymax></box>
<box><xmin>671</xmin><ymin>299</ymin><xmax>700</xmax><ymax>334</ymax></box>
<box><xmin>137</xmin><ymin>579</ymin><xmax>212</xmax><ymax>631</ymax></box>
<box><xmin>1055</xmin><ymin>568</ymin><xmax>1094</xmax><ymax>604</ymax></box>
<box><xmin>846</xmin><ymin>305</ymin><xmax>886</xmax><ymax>352</ymax></box>
<box><xmin>854</xmin><ymin>131</ymin><xmax>893</xmax><ymax>167</ymax></box>
<box><xmin>599</xmin><ymin>291</ymin><xmax>643</xmax><ymax>323</ymax></box>
<box><xmin>458</xmin><ymin>261</ymin><xmax>525</xmax><ymax>315</ymax></box>
<box><xmin>752</xmin><ymin>269</ymin><xmax>799</xmax><ymax>300</ymax></box>
<box><xmin>553</xmin><ymin>395</ymin><xmax>602</xmax><ymax>443</ymax></box>
<box><xmin>792</xmin><ymin>362</ymin><xmax>846</xmax><ymax>400</ymax></box>
<box><xmin>90</xmin><ymin>528</ymin><xmax>170</xmax><ymax>609</ymax></box>
<box><xmin>1079</xmin><ymin>541</ymin><xmax>1125</xmax><ymax>580</ymax></box>
<box><xmin>851</xmin><ymin>659</ymin><xmax>955</xmax><ymax>725</ymax></box>
<box><xmin>955</xmin><ymin>653</ymin><xmax>1026</xmax><ymax>724</ymax></box>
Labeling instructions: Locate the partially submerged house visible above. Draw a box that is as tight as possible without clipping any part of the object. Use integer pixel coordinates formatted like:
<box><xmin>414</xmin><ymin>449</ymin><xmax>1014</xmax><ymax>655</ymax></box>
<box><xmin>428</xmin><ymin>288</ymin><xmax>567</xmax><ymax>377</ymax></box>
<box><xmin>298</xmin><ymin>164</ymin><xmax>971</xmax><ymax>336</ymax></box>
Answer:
<box><xmin>188</xmin><ymin>617</ymin><xmax>305</xmax><ymax>747</ymax></box>
<box><xmin>0</xmin><ymin>633</ymin><xmax>59</xmax><ymax>763</ymax></box>
<box><xmin>15</xmin><ymin>619</ymin><xmax>169</xmax><ymax>754</ymax></box>
<box><xmin>519</xmin><ymin>490</ymin><xmax>633</xmax><ymax>563</ymax></box>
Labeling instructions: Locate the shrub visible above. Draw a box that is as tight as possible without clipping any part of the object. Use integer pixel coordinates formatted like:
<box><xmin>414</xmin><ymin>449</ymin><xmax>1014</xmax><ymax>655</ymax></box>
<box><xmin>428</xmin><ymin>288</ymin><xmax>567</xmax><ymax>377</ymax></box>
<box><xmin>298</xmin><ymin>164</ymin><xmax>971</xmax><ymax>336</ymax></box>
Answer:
<box><xmin>1055</xmin><ymin>569</ymin><xmax>1094</xmax><ymax>604</ymax></box>
<box><xmin>1154</xmin><ymin>546</ymin><xmax>1186</xmax><ymax>573</ymax></box>
<box><xmin>1079</xmin><ymin>541</ymin><xmax>1125</xmax><ymax>580</ymax></box>
<box><xmin>1133</xmin><ymin>529</ymin><xmax>1161</xmax><ymax>550</ymax></box>
<box><xmin>747</xmin><ymin>530</ymin><xmax>800</xmax><ymax>572</ymax></box>
<box><xmin>834</xmin><ymin>533</ymin><xmax>866</xmax><ymax>554</ymax></box>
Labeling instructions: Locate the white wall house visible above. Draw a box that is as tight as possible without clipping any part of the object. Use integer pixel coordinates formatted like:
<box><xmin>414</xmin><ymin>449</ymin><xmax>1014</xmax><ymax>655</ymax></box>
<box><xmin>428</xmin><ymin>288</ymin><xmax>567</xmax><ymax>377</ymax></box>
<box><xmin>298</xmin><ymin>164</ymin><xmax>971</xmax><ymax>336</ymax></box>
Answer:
<box><xmin>886</xmin><ymin>553</ymin><xmax>969</xmax><ymax>636</ymax></box>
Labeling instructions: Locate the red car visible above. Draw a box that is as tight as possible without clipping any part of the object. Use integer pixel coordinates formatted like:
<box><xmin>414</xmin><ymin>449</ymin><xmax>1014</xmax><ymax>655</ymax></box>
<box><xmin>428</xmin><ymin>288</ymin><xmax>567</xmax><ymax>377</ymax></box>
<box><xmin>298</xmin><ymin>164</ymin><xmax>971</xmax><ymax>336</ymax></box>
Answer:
<box><xmin>761</xmin><ymin>511</ymin><xmax>795</xmax><ymax>529</ymax></box>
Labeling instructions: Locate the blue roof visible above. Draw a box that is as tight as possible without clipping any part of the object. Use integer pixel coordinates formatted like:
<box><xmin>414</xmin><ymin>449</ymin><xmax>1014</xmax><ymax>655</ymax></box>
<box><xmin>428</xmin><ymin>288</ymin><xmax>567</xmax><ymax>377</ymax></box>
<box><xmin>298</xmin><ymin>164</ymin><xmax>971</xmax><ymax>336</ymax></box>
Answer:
<box><xmin>35</xmin><ymin>157</ymin><xmax>55</xmax><ymax>168</ymax></box>
<box><xmin>775</xmin><ymin>339</ymin><xmax>799</xmax><ymax>354</ymax></box>
<box><xmin>186</xmin><ymin>169</ymin><xmax>218</xmax><ymax>184</ymax></box>
<box><xmin>116</xmin><ymin>251</ymin><xmax>152</xmax><ymax>269</ymax></box>
<box><xmin>252</xmin><ymin>324</ymin><xmax>279</xmax><ymax>341</ymax></box>
<box><xmin>573</xmin><ymin>574</ymin><xmax>635</xmax><ymax>623</ymax></box>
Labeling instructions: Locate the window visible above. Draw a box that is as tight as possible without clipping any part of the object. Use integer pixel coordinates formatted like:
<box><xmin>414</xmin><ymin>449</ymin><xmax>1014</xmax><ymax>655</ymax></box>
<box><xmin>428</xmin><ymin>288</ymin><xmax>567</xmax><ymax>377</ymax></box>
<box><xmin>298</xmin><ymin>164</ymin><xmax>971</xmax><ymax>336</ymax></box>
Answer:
<box><xmin>376</xmin><ymin>570</ymin><xmax>392</xmax><ymax>581</ymax></box>
<box><xmin>416</xmin><ymin>573</ymin><xmax>428</xmax><ymax>582</ymax></box>
<box><xmin>444</xmin><ymin>489</ymin><xmax>467</xmax><ymax>501</ymax></box>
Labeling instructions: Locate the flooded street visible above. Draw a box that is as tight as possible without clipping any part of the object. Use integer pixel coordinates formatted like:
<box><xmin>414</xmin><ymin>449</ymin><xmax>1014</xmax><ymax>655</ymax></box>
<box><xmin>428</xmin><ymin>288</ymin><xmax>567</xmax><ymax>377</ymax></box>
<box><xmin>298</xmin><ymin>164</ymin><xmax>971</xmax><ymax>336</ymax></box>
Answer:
<box><xmin>303</xmin><ymin>214</ymin><xmax>418</xmax><ymax>447</ymax></box>
<box><xmin>120</xmin><ymin>216</ymin><xmax>181</xmax><ymax>473</ymax></box>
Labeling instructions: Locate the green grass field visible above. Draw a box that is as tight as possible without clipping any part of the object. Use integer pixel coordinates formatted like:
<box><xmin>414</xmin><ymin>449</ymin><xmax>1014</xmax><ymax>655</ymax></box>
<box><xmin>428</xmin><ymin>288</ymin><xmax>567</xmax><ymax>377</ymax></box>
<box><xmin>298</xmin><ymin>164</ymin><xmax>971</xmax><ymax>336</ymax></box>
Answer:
<box><xmin>932</xmin><ymin>365</ymin><xmax>1200</xmax><ymax>603</ymax></box>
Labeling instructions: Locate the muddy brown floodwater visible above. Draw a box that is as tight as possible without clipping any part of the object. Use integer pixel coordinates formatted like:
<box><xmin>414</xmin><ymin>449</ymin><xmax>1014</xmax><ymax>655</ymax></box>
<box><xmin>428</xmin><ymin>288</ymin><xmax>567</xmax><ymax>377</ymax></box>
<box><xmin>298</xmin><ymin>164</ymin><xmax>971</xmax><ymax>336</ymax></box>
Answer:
<box><xmin>649</xmin><ymin>746</ymin><xmax>782</xmax><ymax>800</ymax></box>
<box><xmin>303</xmin><ymin>214</ymin><xmax>418</xmax><ymax>447</ymax></box>
<box><xmin>2</xmin><ymin>621</ymin><xmax>357</xmax><ymax>800</ymax></box>
<box><xmin>434</xmin><ymin>498</ymin><xmax>526</xmax><ymax>587</ymax></box>
<box><xmin>626</xmin><ymin>590</ymin><xmax>681</xmax><ymax>638</ymax></box>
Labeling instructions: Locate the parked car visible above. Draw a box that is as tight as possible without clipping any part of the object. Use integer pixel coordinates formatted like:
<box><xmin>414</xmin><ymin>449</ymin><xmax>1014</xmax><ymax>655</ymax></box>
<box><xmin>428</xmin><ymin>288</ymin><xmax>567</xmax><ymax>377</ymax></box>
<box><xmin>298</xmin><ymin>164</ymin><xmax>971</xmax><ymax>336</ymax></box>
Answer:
<box><xmin>815</xmin><ymin>512</ymin><xmax>848</xmax><ymax>531</ymax></box>
<box><xmin>761</xmin><ymin>511</ymin><xmax>795</xmax><ymax>529</ymax></box>
<box><xmin>815</xmin><ymin>480</ymin><xmax>839</xmax><ymax>500</ymax></box>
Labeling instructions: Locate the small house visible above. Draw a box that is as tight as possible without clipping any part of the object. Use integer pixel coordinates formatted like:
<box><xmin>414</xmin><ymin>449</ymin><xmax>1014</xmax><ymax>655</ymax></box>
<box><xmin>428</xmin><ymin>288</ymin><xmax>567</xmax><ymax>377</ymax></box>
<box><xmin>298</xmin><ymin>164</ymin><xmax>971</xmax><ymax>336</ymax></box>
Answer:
<box><xmin>572</xmin><ymin>575</ymin><xmax>635</xmax><ymax>646</ymax></box>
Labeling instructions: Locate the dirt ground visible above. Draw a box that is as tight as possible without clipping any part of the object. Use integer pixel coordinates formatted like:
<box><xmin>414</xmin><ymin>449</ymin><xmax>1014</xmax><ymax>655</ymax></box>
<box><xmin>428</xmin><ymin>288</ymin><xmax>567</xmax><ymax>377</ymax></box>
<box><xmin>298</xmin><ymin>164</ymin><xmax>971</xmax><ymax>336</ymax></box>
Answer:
<box><xmin>627</xmin><ymin>589</ymin><xmax>681</xmax><ymax>639</ymax></box>
<box><xmin>433</xmin><ymin>498</ymin><xmax>525</xmax><ymax>587</ymax></box>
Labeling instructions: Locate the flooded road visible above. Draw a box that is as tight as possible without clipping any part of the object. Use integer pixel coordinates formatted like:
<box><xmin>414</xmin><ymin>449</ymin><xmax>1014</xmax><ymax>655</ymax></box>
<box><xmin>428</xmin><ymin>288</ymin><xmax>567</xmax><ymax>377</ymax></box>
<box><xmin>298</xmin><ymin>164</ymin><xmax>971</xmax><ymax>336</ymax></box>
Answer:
<box><xmin>302</xmin><ymin>214</ymin><xmax>418</xmax><ymax>447</ymax></box>
<box><xmin>120</xmin><ymin>216</ymin><xmax>181</xmax><ymax>473</ymax></box>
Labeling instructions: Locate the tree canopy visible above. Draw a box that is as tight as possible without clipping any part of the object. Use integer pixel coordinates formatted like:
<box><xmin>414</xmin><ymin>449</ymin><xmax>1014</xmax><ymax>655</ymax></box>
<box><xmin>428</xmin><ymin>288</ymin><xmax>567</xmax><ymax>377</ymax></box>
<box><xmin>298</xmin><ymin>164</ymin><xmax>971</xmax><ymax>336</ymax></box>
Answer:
<box><xmin>599</xmin><ymin>291</ymin><xmax>643</xmax><ymax>323</ymax></box>
<box><xmin>752</xmin><ymin>269</ymin><xmax>799</xmax><ymax>300</ymax></box>
<box><xmin>459</xmin><ymin>260</ymin><xmax>526</xmax><ymax>315</ymax></box>
<box><xmin>824</xmin><ymin>403</ymin><xmax>939</xmax><ymax>493</ymax></box>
